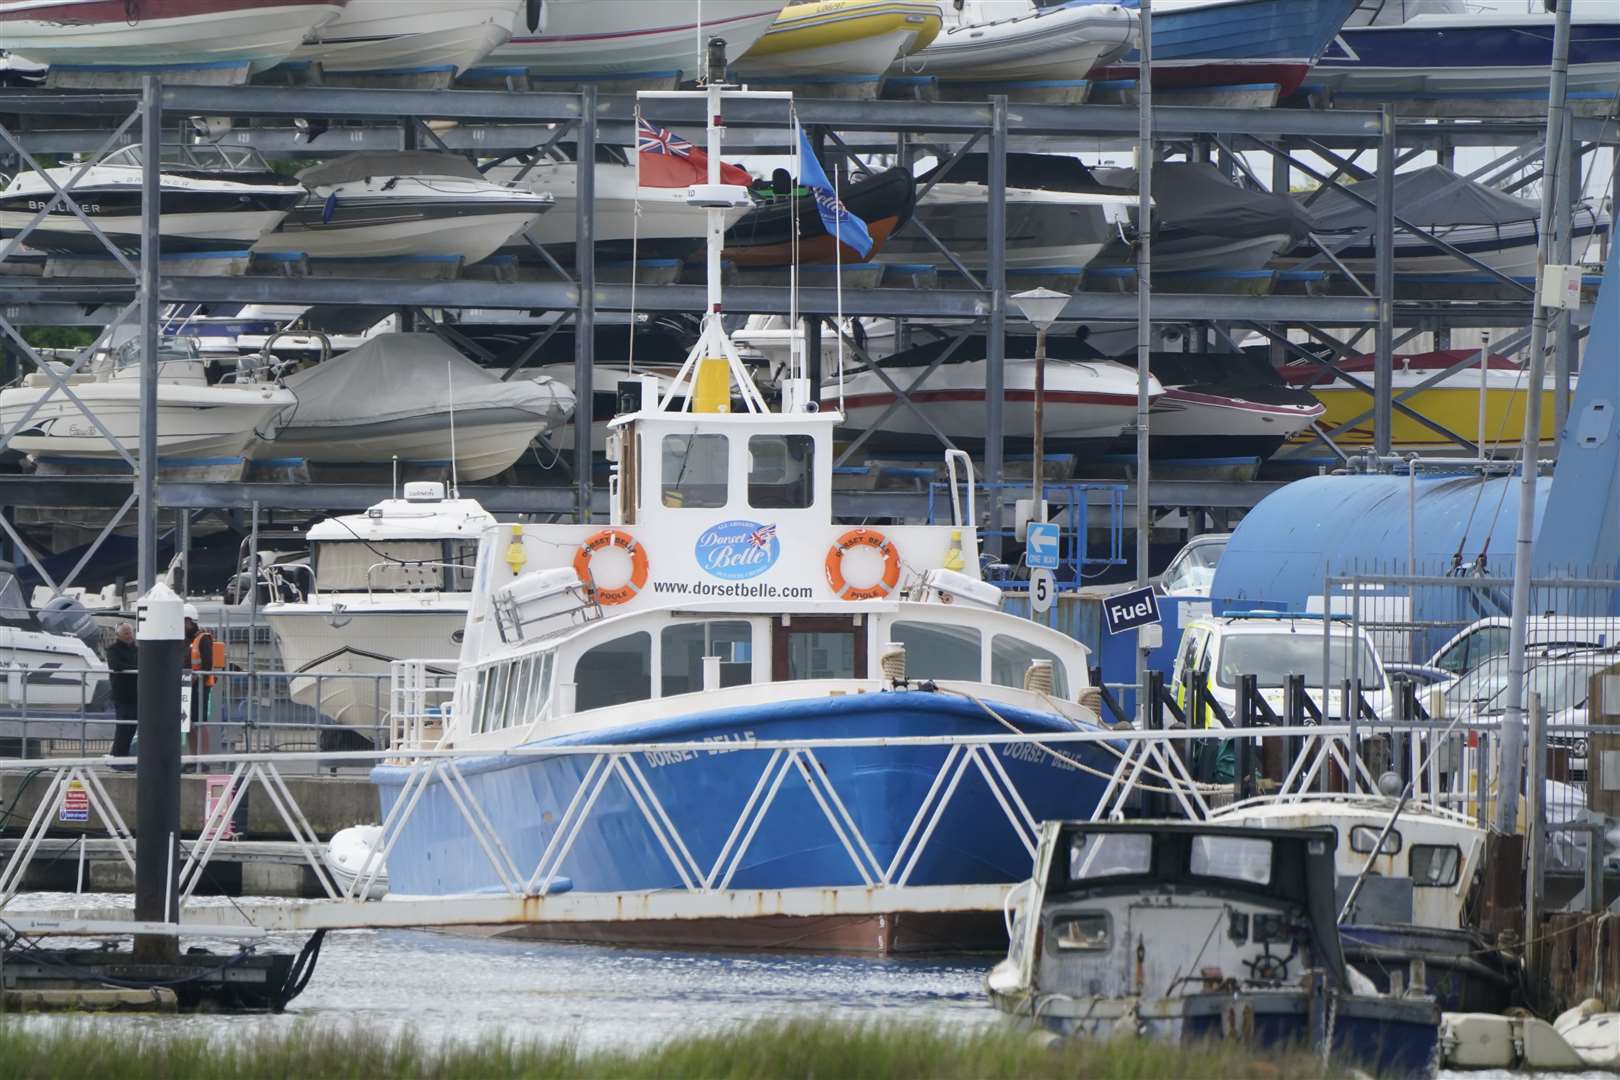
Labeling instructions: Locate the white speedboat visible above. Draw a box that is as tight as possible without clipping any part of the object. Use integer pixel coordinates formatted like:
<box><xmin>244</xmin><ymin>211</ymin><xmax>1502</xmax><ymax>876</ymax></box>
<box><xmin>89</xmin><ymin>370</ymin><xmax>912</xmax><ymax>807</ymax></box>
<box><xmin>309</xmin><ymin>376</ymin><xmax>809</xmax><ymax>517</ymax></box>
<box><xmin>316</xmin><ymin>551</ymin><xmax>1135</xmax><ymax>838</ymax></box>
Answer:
<box><xmin>895</xmin><ymin>0</ymin><xmax>1137</xmax><ymax>82</ymax></box>
<box><xmin>286</xmin><ymin>0</ymin><xmax>518</xmax><ymax>84</ymax></box>
<box><xmin>823</xmin><ymin>345</ymin><xmax>1155</xmax><ymax>457</ymax></box>
<box><xmin>493</xmin><ymin>146</ymin><xmax>751</xmax><ymax>262</ymax></box>
<box><xmin>0</xmin><ymin>144</ymin><xmax>302</xmax><ymax>256</ymax></box>
<box><xmin>264</xmin><ymin>482</ymin><xmax>493</xmax><ymax>736</ymax></box>
<box><xmin>264</xmin><ymin>333</ymin><xmax>574</xmax><ymax>480</ymax></box>
<box><xmin>0</xmin><ymin>334</ymin><xmax>296</xmax><ymax>469</ymax></box>
<box><xmin>475</xmin><ymin>0</ymin><xmax>786</xmax><ymax>83</ymax></box>
<box><xmin>0</xmin><ymin>0</ymin><xmax>343</xmax><ymax>85</ymax></box>
<box><xmin>253</xmin><ymin>151</ymin><xmax>553</xmax><ymax>264</ymax></box>
<box><xmin>877</xmin><ymin>153</ymin><xmax>1134</xmax><ymax>271</ymax></box>
<box><xmin>0</xmin><ymin>566</ymin><xmax>106</xmax><ymax>713</ymax></box>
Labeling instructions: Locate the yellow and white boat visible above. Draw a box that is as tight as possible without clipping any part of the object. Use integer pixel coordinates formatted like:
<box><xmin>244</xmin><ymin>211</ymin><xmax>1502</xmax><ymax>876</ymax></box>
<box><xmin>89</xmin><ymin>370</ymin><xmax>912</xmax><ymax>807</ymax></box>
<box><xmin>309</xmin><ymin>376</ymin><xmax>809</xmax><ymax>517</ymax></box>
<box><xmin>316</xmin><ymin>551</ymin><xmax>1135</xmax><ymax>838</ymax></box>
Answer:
<box><xmin>1279</xmin><ymin>350</ymin><xmax>1570</xmax><ymax>453</ymax></box>
<box><xmin>735</xmin><ymin>0</ymin><xmax>942</xmax><ymax>94</ymax></box>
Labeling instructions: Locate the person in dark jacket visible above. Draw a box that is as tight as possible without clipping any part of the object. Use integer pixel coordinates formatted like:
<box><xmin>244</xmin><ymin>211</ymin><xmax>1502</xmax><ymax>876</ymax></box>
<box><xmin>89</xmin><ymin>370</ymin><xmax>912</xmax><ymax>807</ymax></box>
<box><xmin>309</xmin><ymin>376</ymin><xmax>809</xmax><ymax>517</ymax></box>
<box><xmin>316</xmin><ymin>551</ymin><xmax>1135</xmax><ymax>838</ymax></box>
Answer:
<box><xmin>106</xmin><ymin>622</ymin><xmax>138</xmax><ymax>758</ymax></box>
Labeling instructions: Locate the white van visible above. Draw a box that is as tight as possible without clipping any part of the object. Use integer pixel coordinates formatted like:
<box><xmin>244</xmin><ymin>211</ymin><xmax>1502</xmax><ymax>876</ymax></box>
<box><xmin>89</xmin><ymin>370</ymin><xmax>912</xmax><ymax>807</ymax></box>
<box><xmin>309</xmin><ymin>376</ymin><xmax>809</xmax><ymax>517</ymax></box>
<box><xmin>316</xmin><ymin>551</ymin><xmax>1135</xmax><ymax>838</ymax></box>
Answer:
<box><xmin>1170</xmin><ymin>612</ymin><xmax>1391</xmax><ymax>724</ymax></box>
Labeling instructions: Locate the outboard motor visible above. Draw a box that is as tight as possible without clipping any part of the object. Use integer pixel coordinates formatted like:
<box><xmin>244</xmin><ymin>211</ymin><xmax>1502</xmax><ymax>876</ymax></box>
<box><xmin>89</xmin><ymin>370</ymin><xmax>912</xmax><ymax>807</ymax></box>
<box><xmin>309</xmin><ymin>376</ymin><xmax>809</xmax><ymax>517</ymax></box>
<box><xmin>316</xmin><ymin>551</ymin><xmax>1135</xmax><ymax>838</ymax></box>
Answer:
<box><xmin>38</xmin><ymin>594</ymin><xmax>100</xmax><ymax>647</ymax></box>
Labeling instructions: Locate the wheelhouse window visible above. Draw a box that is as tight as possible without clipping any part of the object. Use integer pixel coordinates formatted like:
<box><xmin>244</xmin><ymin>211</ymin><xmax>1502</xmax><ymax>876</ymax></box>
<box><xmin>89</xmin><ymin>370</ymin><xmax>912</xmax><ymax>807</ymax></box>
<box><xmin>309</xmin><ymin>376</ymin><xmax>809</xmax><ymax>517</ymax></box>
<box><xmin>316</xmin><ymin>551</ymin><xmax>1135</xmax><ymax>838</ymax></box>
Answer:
<box><xmin>1066</xmin><ymin>833</ymin><xmax>1152</xmax><ymax>880</ymax></box>
<box><xmin>1052</xmin><ymin>913</ymin><xmax>1110</xmax><ymax>952</ymax></box>
<box><xmin>1410</xmin><ymin>844</ymin><xmax>1461</xmax><ymax>887</ymax></box>
<box><xmin>991</xmin><ymin>634</ymin><xmax>1069</xmax><ymax>697</ymax></box>
<box><xmin>1350</xmin><ymin>825</ymin><xmax>1401</xmax><ymax>855</ymax></box>
<box><xmin>574</xmin><ymin>632</ymin><xmax>651</xmax><ymax>711</ymax></box>
<box><xmin>1191</xmin><ymin>836</ymin><xmax>1272</xmax><ymax>886</ymax></box>
<box><xmin>313</xmin><ymin>540</ymin><xmax>449</xmax><ymax>592</ymax></box>
<box><xmin>747</xmin><ymin>434</ymin><xmax>814</xmax><ymax>509</ymax></box>
<box><xmin>662</xmin><ymin>433</ymin><xmax>728</xmax><ymax>508</ymax></box>
<box><xmin>889</xmin><ymin>621</ymin><xmax>982</xmax><ymax>682</ymax></box>
<box><xmin>661</xmin><ymin>621</ymin><xmax>753</xmax><ymax>696</ymax></box>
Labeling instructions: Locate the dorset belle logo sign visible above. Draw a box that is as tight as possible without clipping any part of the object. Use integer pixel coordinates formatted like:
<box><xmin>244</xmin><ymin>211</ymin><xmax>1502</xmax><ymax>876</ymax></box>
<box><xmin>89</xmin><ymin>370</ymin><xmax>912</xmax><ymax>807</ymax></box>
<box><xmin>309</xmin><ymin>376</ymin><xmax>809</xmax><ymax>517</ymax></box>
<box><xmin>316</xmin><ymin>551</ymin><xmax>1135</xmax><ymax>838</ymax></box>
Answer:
<box><xmin>695</xmin><ymin>520</ymin><xmax>780</xmax><ymax>580</ymax></box>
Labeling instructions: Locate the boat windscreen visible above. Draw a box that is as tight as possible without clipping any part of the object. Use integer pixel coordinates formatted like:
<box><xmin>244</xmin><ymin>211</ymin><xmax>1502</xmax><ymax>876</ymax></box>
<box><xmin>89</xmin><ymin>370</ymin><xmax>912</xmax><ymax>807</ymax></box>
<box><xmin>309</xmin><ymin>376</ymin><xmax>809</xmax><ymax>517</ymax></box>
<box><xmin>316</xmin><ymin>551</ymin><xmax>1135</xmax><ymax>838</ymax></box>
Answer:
<box><xmin>296</xmin><ymin>151</ymin><xmax>485</xmax><ymax>187</ymax></box>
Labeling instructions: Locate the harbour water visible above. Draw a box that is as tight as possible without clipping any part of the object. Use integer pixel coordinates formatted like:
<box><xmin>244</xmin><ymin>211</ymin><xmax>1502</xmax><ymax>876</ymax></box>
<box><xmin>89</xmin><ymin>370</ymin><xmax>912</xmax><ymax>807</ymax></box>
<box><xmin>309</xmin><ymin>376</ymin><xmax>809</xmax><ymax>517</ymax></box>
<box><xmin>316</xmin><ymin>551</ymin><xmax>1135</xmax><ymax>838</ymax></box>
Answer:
<box><xmin>8</xmin><ymin>893</ymin><xmax>995</xmax><ymax>1050</ymax></box>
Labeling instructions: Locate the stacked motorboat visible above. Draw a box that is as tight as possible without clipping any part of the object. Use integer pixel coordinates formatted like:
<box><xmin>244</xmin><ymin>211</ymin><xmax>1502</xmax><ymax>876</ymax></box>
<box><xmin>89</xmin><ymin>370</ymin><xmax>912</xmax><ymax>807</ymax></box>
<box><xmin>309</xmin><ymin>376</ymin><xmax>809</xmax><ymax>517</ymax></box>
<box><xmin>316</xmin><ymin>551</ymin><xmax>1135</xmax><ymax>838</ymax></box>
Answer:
<box><xmin>263</xmin><ymin>333</ymin><xmax>574</xmax><ymax>480</ymax></box>
<box><xmin>821</xmin><ymin>332</ymin><xmax>1155</xmax><ymax>458</ymax></box>
<box><xmin>1277</xmin><ymin>164</ymin><xmax>1611</xmax><ymax>279</ymax></box>
<box><xmin>0</xmin><ymin>333</ymin><xmax>296</xmax><ymax>474</ymax></box>
<box><xmin>279</xmin><ymin>0</ymin><xmax>520</xmax><ymax>87</ymax></box>
<box><xmin>1278</xmin><ymin>348</ymin><xmax>1569</xmax><ymax>453</ymax></box>
<box><xmin>0</xmin><ymin>144</ymin><xmax>303</xmax><ymax>259</ymax></box>
<box><xmin>264</xmin><ymin>481</ymin><xmax>494</xmax><ymax>737</ymax></box>
<box><xmin>0</xmin><ymin>0</ymin><xmax>346</xmax><ymax>86</ymax></box>
<box><xmin>1093</xmin><ymin>0</ymin><xmax>1363</xmax><ymax>104</ymax></box>
<box><xmin>896</xmin><ymin>1</ymin><xmax>1137</xmax><ymax>88</ymax></box>
<box><xmin>1145</xmin><ymin>352</ymin><xmax>1326</xmax><ymax>461</ymax></box>
<box><xmin>725</xmin><ymin>166</ymin><xmax>916</xmax><ymax>266</ymax></box>
<box><xmin>1313</xmin><ymin>0</ymin><xmax>1620</xmax><ymax>114</ymax></box>
<box><xmin>733</xmin><ymin>0</ymin><xmax>944</xmax><ymax>97</ymax></box>
<box><xmin>495</xmin><ymin>142</ymin><xmax>753</xmax><ymax>263</ymax></box>
<box><xmin>876</xmin><ymin>153</ymin><xmax>1136</xmax><ymax>273</ymax></box>
<box><xmin>252</xmin><ymin>151</ymin><xmax>554</xmax><ymax>269</ymax></box>
<box><xmin>470</xmin><ymin>0</ymin><xmax>786</xmax><ymax>86</ymax></box>
<box><xmin>1089</xmin><ymin>161</ymin><xmax>1320</xmax><ymax>282</ymax></box>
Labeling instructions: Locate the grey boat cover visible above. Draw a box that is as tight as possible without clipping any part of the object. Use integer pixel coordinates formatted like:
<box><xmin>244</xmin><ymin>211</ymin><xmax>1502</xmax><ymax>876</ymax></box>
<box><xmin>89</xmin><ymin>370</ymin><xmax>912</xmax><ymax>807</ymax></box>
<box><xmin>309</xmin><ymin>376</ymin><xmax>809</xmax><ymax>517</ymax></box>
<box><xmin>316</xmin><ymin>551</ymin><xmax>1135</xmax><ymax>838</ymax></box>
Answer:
<box><xmin>281</xmin><ymin>333</ymin><xmax>560</xmax><ymax>430</ymax></box>
<box><xmin>1306</xmin><ymin>165</ymin><xmax>1539</xmax><ymax>230</ymax></box>
<box><xmin>295</xmin><ymin>151</ymin><xmax>484</xmax><ymax>188</ymax></box>
<box><xmin>1095</xmin><ymin>162</ymin><xmax>1320</xmax><ymax>240</ymax></box>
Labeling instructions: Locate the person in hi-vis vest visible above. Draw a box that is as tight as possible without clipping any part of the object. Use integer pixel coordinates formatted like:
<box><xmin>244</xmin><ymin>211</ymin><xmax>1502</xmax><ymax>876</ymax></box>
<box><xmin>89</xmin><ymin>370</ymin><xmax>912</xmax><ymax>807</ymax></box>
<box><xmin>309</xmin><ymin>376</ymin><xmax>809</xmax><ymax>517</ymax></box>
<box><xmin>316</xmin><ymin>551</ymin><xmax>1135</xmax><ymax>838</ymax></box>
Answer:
<box><xmin>183</xmin><ymin>604</ymin><xmax>217</xmax><ymax>765</ymax></box>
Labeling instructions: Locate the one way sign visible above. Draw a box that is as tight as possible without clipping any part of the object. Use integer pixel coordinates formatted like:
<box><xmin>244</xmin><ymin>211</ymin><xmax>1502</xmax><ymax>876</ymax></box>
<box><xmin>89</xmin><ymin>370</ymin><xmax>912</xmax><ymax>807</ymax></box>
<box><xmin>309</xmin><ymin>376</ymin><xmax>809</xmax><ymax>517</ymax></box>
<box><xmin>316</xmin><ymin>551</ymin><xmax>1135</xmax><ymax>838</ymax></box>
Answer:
<box><xmin>1103</xmin><ymin>585</ymin><xmax>1161</xmax><ymax>635</ymax></box>
<box><xmin>1025</xmin><ymin>521</ymin><xmax>1061</xmax><ymax>570</ymax></box>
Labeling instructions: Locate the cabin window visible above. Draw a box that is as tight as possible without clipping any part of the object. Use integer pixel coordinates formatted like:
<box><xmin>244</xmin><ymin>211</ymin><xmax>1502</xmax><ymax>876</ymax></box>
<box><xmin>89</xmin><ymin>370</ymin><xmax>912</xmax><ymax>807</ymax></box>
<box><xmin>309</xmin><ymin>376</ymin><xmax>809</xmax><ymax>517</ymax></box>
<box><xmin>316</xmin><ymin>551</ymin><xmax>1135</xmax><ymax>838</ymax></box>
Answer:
<box><xmin>1051</xmin><ymin>913</ymin><xmax>1110</xmax><ymax>952</ymax></box>
<box><xmin>991</xmin><ymin>635</ymin><xmax>1069</xmax><ymax>697</ymax></box>
<box><xmin>1191</xmin><ymin>836</ymin><xmax>1272</xmax><ymax>886</ymax></box>
<box><xmin>1409</xmin><ymin>844</ymin><xmax>1462</xmax><ymax>887</ymax></box>
<box><xmin>574</xmin><ymin>632</ymin><xmax>652</xmax><ymax>711</ymax></box>
<box><xmin>661</xmin><ymin>621</ymin><xmax>753</xmax><ymax>696</ymax></box>
<box><xmin>313</xmin><ymin>540</ymin><xmax>444</xmax><ymax>592</ymax></box>
<box><xmin>484</xmin><ymin>664</ymin><xmax>509</xmax><ymax>733</ymax></box>
<box><xmin>1067</xmin><ymin>833</ymin><xmax>1151</xmax><ymax>880</ymax></box>
<box><xmin>448</xmin><ymin>541</ymin><xmax>479</xmax><ymax>590</ymax></box>
<box><xmin>662</xmin><ymin>433</ymin><xmax>728</xmax><ymax>508</ymax></box>
<box><xmin>529</xmin><ymin>652</ymin><xmax>554</xmax><ymax>722</ymax></box>
<box><xmin>889</xmin><ymin>621</ymin><xmax>982</xmax><ymax>682</ymax></box>
<box><xmin>465</xmin><ymin>669</ymin><xmax>488</xmax><ymax>735</ymax></box>
<box><xmin>1349</xmin><ymin>825</ymin><xmax>1402</xmax><ymax>855</ymax></box>
<box><xmin>746</xmin><ymin>435</ymin><xmax>814</xmax><ymax>509</ymax></box>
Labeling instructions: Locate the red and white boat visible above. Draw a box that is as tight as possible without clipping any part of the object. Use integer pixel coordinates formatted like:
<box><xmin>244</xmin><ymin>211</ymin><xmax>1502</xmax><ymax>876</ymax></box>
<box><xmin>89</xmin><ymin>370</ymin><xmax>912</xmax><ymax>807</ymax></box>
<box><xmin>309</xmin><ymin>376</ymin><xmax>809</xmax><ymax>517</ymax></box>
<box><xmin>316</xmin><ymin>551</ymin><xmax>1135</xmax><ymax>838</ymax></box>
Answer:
<box><xmin>474</xmin><ymin>0</ymin><xmax>786</xmax><ymax>83</ymax></box>
<box><xmin>0</xmin><ymin>0</ymin><xmax>346</xmax><ymax>85</ymax></box>
<box><xmin>821</xmin><ymin>340</ymin><xmax>1155</xmax><ymax>459</ymax></box>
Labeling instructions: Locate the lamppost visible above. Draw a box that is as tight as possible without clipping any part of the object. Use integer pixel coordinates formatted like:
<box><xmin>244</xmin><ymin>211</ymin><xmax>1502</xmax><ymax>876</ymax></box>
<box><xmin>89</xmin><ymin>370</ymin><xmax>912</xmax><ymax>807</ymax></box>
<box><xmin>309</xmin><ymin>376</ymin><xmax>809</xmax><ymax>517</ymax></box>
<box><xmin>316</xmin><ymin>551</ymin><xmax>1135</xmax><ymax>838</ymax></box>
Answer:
<box><xmin>1011</xmin><ymin>287</ymin><xmax>1072</xmax><ymax>529</ymax></box>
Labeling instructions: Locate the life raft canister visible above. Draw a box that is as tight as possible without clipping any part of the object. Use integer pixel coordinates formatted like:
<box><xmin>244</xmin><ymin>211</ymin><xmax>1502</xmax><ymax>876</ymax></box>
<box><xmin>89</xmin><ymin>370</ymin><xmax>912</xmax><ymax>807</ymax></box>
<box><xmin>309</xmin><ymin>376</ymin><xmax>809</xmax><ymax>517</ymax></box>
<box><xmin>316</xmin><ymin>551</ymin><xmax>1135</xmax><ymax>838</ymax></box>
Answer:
<box><xmin>573</xmin><ymin>529</ymin><xmax>649</xmax><ymax>605</ymax></box>
<box><xmin>824</xmin><ymin>528</ymin><xmax>901</xmax><ymax>601</ymax></box>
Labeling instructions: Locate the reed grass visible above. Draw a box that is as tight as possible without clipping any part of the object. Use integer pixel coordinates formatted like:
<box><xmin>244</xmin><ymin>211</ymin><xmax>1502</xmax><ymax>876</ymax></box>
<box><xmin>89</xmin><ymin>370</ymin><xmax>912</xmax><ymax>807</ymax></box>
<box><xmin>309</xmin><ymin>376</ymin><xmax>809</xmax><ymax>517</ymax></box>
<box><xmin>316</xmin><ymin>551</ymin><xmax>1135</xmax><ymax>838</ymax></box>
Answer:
<box><xmin>0</xmin><ymin>1016</ymin><xmax>1344</xmax><ymax>1079</ymax></box>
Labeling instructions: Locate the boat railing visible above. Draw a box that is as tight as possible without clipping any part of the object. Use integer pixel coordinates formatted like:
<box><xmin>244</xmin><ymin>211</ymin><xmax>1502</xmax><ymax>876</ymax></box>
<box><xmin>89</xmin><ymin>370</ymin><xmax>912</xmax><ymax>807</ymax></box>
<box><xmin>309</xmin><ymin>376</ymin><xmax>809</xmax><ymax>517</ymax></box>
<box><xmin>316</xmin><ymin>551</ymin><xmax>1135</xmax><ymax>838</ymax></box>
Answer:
<box><xmin>388</xmin><ymin>658</ymin><xmax>460</xmax><ymax>755</ymax></box>
<box><xmin>364</xmin><ymin>560</ymin><xmax>471</xmax><ymax>597</ymax></box>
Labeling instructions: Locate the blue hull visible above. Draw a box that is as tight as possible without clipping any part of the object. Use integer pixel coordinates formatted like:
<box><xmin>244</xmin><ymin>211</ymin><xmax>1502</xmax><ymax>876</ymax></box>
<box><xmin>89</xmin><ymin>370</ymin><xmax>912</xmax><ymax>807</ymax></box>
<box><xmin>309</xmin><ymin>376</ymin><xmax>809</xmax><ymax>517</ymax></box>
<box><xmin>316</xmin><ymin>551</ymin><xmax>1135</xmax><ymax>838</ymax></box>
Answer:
<box><xmin>373</xmin><ymin>691</ymin><xmax>1118</xmax><ymax>897</ymax></box>
<box><xmin>1050</xmin><ymin>991</ymin><xmax>1439</xmax><ymax>1077</ymax></box>
<box><xmin>1100</xmin><ymin>0</ymin><xmax>1360</xmax><ymax>93</ymax></box>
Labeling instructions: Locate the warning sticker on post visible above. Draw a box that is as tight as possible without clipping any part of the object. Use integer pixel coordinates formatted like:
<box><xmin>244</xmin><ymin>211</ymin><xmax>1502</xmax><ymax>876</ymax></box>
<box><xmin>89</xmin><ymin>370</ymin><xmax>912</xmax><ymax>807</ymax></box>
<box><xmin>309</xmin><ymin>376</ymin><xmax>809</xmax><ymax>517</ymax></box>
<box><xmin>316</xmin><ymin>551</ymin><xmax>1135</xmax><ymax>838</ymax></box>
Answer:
<box><xmin>59</xmin><ymin>779</ymin><xmax>90</xmax><ymax>823</ymax></box>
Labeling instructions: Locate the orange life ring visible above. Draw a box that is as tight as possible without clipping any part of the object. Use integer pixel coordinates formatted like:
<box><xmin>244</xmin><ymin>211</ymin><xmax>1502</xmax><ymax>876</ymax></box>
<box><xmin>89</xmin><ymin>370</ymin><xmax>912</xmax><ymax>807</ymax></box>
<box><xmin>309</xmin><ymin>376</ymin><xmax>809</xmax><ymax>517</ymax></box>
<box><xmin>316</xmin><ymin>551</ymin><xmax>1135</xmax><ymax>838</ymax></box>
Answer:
<box><xmin>573</xmin><ymin>529</ymin><xmax>648</xmax><ymax>606</ymax></box>
<box><xmin>824</xmin><ymin>528</ymin><xmax>901</xmax><ymax>601</ymax></box>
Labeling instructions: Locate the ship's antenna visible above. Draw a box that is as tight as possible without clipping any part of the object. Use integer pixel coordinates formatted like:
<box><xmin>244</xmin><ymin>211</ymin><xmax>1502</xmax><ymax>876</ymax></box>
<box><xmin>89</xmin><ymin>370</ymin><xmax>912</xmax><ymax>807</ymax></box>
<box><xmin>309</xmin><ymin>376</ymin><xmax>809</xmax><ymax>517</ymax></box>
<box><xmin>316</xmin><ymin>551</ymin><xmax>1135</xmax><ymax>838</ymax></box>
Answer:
<box><xmin>447</xmin><ymin>357</ymin><xmax>460</xmax><ymax>499</ymax></box>
<box><xmin>391</xmin><ymin>454</ymin><xmax>398</xmax><ymax>499</ymax></box>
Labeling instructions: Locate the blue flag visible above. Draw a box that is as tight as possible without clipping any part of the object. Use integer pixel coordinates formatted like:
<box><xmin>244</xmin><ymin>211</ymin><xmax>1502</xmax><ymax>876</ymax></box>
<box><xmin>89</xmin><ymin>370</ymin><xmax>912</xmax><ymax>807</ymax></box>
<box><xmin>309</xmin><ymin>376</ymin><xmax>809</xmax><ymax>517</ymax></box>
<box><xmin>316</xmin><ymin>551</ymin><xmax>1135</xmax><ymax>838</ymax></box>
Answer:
<box><xmin>797</xmin><ymin>127</ymin><xmax>873</xmax><ymax>260</ymax></box>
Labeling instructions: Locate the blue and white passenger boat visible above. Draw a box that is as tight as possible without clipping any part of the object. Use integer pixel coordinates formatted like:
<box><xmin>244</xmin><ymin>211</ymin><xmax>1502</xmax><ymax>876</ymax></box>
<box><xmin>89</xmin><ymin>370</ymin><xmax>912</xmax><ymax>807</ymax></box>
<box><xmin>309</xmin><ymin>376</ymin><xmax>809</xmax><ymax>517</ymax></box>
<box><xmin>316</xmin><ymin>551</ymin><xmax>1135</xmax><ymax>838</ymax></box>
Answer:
<box><xmin>371</xmin><ymin>83</ymin><xmax>1120</xmax><ymax>952</ymax></box>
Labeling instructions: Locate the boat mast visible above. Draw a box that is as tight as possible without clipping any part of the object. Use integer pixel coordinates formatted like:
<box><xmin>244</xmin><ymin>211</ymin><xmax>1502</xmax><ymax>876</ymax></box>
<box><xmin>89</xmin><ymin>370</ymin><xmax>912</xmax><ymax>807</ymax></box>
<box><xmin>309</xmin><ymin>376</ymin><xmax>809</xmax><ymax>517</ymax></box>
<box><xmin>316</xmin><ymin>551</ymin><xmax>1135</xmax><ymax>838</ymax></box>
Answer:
<box><xmin>639</xmin><ymin>44</ymin><xmax>780</xmax><ymax>415</ymax></box>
